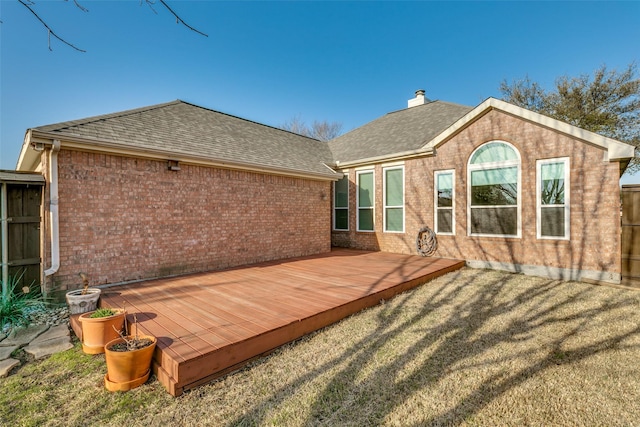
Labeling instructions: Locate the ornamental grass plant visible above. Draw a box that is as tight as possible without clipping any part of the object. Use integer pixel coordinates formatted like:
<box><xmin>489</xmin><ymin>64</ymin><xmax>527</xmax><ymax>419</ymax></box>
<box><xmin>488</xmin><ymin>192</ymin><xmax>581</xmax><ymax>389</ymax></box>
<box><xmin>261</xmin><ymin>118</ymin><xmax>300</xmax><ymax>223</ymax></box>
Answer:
<box><xmin>0</xmin><ymin>270</ymin><xmax>47</xmax><ymax>334</ymax></box>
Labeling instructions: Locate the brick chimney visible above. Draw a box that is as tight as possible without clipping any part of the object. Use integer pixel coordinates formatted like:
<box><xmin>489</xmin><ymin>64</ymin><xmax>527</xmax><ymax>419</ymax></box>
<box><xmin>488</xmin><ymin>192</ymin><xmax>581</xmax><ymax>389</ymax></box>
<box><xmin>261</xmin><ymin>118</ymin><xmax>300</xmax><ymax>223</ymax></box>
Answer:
<box><xmin>408</xmin><ymin>89</ymin><xmax>428</xmax><ymax>108</ymax></box>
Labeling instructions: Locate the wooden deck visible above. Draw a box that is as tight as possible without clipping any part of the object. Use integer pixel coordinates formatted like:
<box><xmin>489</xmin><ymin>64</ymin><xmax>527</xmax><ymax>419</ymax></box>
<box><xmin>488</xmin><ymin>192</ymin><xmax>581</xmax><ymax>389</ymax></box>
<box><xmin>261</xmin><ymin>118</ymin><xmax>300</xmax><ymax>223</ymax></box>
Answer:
<box><xmin>99</xmin><ymin>249</ymin><xmax>464</xmax><ymax>396</ymax></box>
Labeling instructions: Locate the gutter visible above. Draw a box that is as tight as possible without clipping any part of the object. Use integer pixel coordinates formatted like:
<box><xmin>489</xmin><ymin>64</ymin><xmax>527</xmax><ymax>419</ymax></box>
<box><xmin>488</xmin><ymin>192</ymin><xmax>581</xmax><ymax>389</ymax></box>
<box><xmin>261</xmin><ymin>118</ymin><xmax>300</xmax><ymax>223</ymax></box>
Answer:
<box><xmin>29</xmin><ymin>130</ymin><xmax>341</xmax><ymax>182</ymax></box>
<box><xmin>44</xmin><ymin>140</ymin><xmax>61</xmax><ymax>277</ymax></box>
<box><xmin>334</xmin><ymin>147</ymin><xmax>435</xmax><ymax>169</ymax></box>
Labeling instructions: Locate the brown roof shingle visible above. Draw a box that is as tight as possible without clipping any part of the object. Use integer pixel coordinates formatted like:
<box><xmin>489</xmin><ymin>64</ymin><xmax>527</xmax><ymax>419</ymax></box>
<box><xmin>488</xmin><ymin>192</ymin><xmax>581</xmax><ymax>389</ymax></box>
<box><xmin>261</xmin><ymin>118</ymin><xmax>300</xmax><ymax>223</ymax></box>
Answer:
<box><xmin>328</xmin><ymin>100</ymin><xmax>473</xmax><ymax>164</ymax></box>
<box><xmin>35</xmin><ymin>100</ymin><xmax>338</xmax><ymax>178</ymax></box>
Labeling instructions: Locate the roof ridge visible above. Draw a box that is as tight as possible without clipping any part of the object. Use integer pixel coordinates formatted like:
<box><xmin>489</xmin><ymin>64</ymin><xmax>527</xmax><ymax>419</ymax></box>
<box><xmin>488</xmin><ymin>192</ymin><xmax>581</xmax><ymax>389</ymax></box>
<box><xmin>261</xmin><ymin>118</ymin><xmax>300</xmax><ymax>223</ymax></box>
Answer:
<box><xmin>36</xmin><ymin>98</ymin><xmax>323</xmax><ymax>144</ymax></box>
<box><xmin>177</xmin><ymin>100</ymin><xmax>323</xmax><ymax>142</ymax></box>
<box><xmin>384</xmin><ymin>99</ymin><xmax>439</xmax><ymax>116</ymax></box>
<box><xmin>384</xmin><ymin>99</ymin><xmax>472</xmax><ymax>117</ymax></box>
<box><xmin>35</xmin><ymin>100</ymin><xmax>184</xmax><ymax>131</ymax></box>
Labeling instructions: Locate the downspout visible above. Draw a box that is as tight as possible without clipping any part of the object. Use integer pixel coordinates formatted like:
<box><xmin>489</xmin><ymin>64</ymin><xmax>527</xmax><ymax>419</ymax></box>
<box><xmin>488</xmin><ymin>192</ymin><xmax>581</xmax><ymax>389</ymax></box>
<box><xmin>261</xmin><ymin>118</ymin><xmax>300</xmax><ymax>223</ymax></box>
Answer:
<box><xmin>1</xmin><ymin>182</ymin><xmax>8</xmax><ymax>298</ymax></box>
<box><xmin>44</xmin><ymin>140</ymin><xmax>61</xmax><ymax>278</ymax></box>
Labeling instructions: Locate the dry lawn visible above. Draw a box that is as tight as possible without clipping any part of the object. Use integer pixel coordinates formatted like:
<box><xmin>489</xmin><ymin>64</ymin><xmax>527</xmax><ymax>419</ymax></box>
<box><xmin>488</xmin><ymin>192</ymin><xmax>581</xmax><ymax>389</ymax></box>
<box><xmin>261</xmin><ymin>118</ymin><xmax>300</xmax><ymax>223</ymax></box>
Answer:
<box><xmin>2</xmin><ymin>267</ymin><xmax>640</xmax><ymax>426</ymax></box>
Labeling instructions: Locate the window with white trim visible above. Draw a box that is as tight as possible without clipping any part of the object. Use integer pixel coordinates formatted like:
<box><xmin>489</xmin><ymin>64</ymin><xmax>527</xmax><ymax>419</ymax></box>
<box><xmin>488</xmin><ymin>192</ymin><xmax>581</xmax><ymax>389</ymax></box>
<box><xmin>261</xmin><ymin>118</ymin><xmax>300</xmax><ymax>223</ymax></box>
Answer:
<box><xmin>537</xmin><ymin>157</ymin><xmax>570</xmax><ymax>239</ymax></box>
<box><xmin>468</xmin><ymin>141</ymin><xmax>521</xmax><ymax>237</ymax></box>
<box><xmin>356</xmin><ymin>170</ymin><xmax>374</xmax><ymax>231</ymax></box>
<box><xmin>435</xmin><ymin>170</ymin><xmax>455</xmax><ymax>235</ymax></box>
<box><xmin>383</xmin><ymin>166</ymin><xmax>404</xmax><ymax>232</ymax></box>
<box><xmin>333</xmin><ymin>175</ymin><xmax>349</xmax><ymax>231</ymax></box>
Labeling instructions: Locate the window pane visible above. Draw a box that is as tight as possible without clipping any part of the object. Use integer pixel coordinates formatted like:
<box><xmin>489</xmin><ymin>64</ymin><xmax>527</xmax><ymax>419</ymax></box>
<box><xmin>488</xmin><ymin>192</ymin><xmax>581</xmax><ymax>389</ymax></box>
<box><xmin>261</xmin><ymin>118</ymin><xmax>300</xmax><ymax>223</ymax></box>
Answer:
<box><xmin>334</xmin><ymin>176</ymin><xmax>349</xmax><ymax>208</ymax></box>
<box><xmin>541</xmin><ymin>207</ymin><xmax>565</xmax><ymax>237</ymax></box>
<box><xmin>334</xmin><ymin>209</ymin><xmax>348</xmax><ymax>230</ymax></box>
<box><xmin>358</xmin><ymin>208</ymin><xmax>374</xmax><ymax>231</ymax></box>
<box><xmin>470</xmin><ymin>207</ymin><xmax>517</xmax><ymax>235</ymax></box>
<box><xmin>385</xmin><ymin>168</ymin><xmax>403</xmax><ymax>206</ymax></box>
<box><xmin>437</xmin><ymin>173</ymin><xmax>453</xmax><ymax>207</ymax></box>
<box><xmin>358</xmin><ymin>172</ymin><xmax>374</xmax><ymax>208</ymax></box>
<box><xmin>471</xmin><ymin>167</ymin><xmax>517</xmax><ymax>186</ymax></box>
<box><xmin>471</xmin><ymin>183</ymin><xmax>517</xmax><ymax>206</ymax></box>
<box><xmin>385</xmin><ymin>207</ymin><xmax>403</xmax><ymax>232</ymax></box>
<box><xmin>471</xmin><ymin>167</ymin><xmax>517</xmax><ymax>205</ymax></box>
<box><xmin>437</xmin><ymin>210</ymin><xmax>452</xmax><ymax>233</ymax></box>
<box><xmin>541</xmin><ymin>163</ymin><xmax>565</xmax><ymax>205</ymax></box>
<box><xmin>470</xmin><ymin>142</ymin><xmax>518</xmax><ymax>164</ymax></box>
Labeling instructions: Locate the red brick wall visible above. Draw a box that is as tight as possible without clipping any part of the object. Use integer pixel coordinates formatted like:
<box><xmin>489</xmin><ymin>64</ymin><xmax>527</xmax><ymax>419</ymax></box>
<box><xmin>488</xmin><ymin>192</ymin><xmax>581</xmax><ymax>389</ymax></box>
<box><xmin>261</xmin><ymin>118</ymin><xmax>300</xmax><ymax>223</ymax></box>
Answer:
<box><xmin>48</xmin><ymin>150</ymin><xmax>331</xmax><ymax>290</ymax></box>
<box><xmin>332</xmin><ymin>110</ymin><xmax>622</xmax><ymax>278</ymax></box>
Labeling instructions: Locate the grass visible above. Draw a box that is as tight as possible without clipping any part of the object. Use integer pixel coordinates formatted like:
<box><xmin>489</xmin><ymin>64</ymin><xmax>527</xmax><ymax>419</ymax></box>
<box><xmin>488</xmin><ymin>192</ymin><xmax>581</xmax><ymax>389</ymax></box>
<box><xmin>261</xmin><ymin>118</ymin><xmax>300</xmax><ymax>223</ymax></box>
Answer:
<box><xmin>1</xmin><ymin>268</ymin><xmax>639</xmax><ymax>426</ymax></box>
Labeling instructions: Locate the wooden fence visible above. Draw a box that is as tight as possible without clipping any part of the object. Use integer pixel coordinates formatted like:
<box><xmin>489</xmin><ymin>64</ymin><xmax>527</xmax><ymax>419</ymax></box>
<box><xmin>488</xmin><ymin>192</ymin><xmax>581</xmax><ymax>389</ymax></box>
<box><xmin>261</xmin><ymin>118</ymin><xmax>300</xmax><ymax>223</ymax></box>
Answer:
<box><xmin>622</xmin><ymin>184</ymin><xmax>640</xmax><ymax>288</ymax></box>
<box><xmin>0</xmin><ymin>171</ymin><xmax>44</xmax><ymax>296</ymax></box>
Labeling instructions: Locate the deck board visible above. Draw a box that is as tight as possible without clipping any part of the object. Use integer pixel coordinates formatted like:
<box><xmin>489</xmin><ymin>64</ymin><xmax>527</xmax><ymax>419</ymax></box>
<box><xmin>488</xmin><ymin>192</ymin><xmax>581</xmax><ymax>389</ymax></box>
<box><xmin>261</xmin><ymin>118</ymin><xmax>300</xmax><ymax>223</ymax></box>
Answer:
<box><xmin>100</xmin><ymin>249</ymin><xmax>464</xmax><ymax>396</ymax></box>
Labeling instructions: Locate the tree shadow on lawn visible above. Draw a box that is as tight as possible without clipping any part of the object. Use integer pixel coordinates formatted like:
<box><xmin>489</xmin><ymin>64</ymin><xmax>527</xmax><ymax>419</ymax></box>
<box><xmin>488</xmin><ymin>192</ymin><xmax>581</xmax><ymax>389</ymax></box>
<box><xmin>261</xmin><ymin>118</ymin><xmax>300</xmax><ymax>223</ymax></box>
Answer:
<box><xmin>228</xmin><ymin>268</ymin><xmax>640</xmax><ymax>426</ymax></box>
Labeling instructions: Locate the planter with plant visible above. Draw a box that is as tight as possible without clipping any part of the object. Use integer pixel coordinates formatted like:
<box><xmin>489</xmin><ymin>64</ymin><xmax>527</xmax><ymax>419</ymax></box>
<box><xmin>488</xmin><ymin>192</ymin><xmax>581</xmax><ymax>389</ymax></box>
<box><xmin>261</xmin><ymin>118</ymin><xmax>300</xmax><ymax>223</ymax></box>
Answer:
<box><xmin>78</xmin><ymin>307</ymin><xmax>126</xmax><ymax>354</ymax></box>
<box><xmin>104</xmin><ymin>314</ymin><xmax>157</xmax><ymax>392</ymax></box>
<box><xmin>65</xmin><ymin>273</ymin><xmax>101</xmax><ymax>315</ymax></box>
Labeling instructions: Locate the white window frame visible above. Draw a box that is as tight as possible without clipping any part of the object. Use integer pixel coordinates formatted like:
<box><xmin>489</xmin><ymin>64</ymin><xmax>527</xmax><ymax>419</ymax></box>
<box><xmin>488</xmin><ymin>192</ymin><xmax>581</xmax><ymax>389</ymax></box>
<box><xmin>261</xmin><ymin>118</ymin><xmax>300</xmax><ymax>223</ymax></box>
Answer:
<box><xmin>434</xmin><ymin>169</ymin><xmax>455</xmax><ymax>235</ymax></box>
<box><xmin>467</xmin><ymin>140</ymin><xmax>522</xmax><ymax>238</ymax></box>
<box><xmin>356</xmin><ymin>169</ymin><xmax>375</xmax><ymax>232</ymax></box>
<box><xmin>333</xmin><ymin>172</ymin><xmax>349</xmax><ymax>231</ymax></box>
<box><xmin>383</xmin><ymin>165</ymin><xmax>405</xmax><ymax>233</ymax></box>
<box><xmin>536</xmin><ymin>157</ymin><xmax>570</xmax><ymax>240</ymax></box>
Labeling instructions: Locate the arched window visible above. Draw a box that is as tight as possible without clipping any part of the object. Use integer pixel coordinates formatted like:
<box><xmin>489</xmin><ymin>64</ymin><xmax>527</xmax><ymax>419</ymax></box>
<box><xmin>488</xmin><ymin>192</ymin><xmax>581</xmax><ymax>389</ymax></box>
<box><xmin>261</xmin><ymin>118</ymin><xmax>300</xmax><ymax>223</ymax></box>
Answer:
<box><xmin>468</xmin><ymin>141</ymin><xmax>521</xmax><ymax>237</ymax></box>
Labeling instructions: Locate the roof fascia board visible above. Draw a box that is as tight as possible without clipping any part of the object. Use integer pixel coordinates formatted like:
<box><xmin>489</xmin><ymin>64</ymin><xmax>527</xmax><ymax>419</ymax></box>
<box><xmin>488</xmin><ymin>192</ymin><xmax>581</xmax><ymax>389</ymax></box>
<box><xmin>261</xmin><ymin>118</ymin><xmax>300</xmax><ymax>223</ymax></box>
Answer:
<box><xmin>335</xmin><ymin>147</ymin><xmax>435</xmax><ymax>169</ymax></box>
<box><xmin>16</xmin><ymin>130</ymin><xmax>44</xmax><ymax>172</ymax></box>
<box><xmin>0</xmin><ymin>170</ymin><xmax>45</xmax><ymax>184</ymax></box>
<box><xmin>423</xmin><ymin>98</ymin><xmax>636</xmax><ymax>161</ymax></box>
<box><xmin>28</xmin><ymin>130</ymin><xmax>340</xmax><ymax>181</ymax></box>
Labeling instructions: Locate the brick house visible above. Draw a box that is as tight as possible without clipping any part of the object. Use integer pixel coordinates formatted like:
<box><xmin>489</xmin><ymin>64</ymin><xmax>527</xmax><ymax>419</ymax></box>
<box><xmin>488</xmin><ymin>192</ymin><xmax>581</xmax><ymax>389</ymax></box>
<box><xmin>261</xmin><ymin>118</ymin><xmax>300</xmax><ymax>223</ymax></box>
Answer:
<box><xmin>15</xmin><ymin>92</ymin><xmax>636</xmax><ymax>294</ymax></box>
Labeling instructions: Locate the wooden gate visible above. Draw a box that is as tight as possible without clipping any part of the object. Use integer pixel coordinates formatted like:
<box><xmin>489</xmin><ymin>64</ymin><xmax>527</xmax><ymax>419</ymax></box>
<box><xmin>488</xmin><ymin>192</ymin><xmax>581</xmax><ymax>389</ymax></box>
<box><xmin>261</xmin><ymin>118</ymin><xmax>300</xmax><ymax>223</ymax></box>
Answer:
<box><xmin>1</xmin><ymin>171</ymin><xmax>44</xmax><ymax>296</ymax></box>
<box><xmin>622</xmin><ymin>184</ymin><xmax>640</xmax><ymax>288</ymax></box>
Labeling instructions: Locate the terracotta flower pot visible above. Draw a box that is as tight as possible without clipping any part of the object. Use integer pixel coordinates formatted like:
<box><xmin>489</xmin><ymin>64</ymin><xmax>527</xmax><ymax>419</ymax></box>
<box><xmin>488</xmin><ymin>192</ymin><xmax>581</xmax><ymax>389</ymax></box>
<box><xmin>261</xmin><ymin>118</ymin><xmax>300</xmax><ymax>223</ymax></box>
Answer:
<box><xmin>79</xmin><ymin>309</ymin><xmax>126</xmax><ymax>354</ymax></box>
<box><xmin>104</xmin><ymin>370</ymin><xmax>151</xmax><ymax>392</ymax></box>
<box><xmin>104</xmin><ymin>335</ymin><xmax>157</xmax><ymax>390</ymax></box>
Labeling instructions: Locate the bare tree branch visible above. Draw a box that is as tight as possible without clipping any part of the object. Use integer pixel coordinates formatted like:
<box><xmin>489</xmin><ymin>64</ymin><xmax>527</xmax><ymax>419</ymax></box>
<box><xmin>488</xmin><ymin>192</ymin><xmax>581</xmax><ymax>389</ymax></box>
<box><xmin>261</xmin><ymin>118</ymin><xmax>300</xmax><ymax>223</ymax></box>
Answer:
<box><xmin>67</xmin><ymin>0</ymin><xmax>88</xmax><ymax>13</ymax></box>
<box><xmin>18</xmin><ymin>0</ymin><xmax>86</xmax><ymax>52</ymax></box>
<box><xmin>281</xmin><ymin>116</ymin><xmax>343</xmax><ymax>141</ymax></box>
<box><xmin>151</xmin><ymin>0</ymin><xmax>208</xmax><ymax>37</ymax></box>
<box><xmin>16</xmin><ymin>0</ymin><xmax>207</xmax><ymax>53</ymax></box>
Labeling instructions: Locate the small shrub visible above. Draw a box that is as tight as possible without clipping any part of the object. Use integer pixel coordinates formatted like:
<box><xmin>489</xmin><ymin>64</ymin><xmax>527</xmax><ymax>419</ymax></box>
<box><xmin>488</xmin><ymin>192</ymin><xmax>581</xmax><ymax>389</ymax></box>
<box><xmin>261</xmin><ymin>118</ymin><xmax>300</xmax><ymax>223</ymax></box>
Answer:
<box><xmin>90</xmin><ymin>308</ymin><xmax>117</xmax><ymax>318</ymax></box>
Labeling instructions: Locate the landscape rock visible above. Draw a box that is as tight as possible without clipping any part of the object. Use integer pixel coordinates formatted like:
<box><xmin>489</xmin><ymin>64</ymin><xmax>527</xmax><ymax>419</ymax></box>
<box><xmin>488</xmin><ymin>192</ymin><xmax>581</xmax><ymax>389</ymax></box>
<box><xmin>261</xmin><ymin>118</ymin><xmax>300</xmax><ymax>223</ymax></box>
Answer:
<box><xmin>24</xmin><ymin>325</ymin><xmax>73</xmax><ymax>359</ymax></box>
<box><xmin>0</xmin><ymin>308</ymin><xmax>73</xmax><ymax>377</ymax></box>
<box><xmin>1</xmin><ymin>325</ymin><xmax>49</xmax><ymax>347</ymax></box>
<box><xmin>0</xmin><ymin>358</ymin><xmax>20</xmax><ymax>378</ymax></box>
<box><xmin>0</xmin><ymin>345</ymin><xmax>18</xmax><ymax>361</ymax></box>
<box><xmin>25</xmin><ymin>337</ymin><xmax>73</xmax><ymax>360</ymax></box>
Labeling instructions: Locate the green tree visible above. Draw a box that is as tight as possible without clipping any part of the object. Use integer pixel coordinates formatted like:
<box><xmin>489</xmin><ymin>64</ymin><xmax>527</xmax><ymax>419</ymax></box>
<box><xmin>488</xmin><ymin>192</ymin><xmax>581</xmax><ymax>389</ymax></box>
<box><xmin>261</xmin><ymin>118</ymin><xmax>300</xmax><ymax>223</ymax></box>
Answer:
<box><xmin>500</xmin><ymin>63</ymin><xmax>640</xmax><ymax>172</ymax></box>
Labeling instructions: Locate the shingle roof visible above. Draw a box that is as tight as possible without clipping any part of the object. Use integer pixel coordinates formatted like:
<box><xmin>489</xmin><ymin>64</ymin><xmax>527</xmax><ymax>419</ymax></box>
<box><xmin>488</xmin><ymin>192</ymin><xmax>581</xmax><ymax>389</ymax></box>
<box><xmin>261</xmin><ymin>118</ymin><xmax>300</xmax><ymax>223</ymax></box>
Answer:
<box><xmin>33</xmin><ymin>100</ymin><xmax>337</xmax><ymax>178</ymax></box>
<box><xmin>327</xmin><ymin>100</ymin><xmax>473</xmax><ymax>164</ymax></box>
<box><xmin>30</xmin><ymin>99</ymin><xmax>476</xmax><ymax>176</ymax></box>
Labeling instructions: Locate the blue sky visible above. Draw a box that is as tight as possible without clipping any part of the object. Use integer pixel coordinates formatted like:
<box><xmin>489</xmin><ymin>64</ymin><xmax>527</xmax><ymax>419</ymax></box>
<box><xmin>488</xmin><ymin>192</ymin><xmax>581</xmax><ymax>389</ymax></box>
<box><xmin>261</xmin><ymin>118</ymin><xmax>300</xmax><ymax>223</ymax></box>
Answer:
<box><xmin>1</xmin><ymin>0</ymin><xmax>639</xmax><ymax>183</ymax></box>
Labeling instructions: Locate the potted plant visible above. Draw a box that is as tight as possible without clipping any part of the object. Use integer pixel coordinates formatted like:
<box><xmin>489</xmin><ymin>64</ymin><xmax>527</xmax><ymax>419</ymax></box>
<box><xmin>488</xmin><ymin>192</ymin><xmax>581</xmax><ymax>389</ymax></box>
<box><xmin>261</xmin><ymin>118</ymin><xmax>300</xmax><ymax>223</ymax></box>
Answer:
<box><xmin>104</xmin><ymin>314</ymin><xmax>157</xmax><ymax>392</ymax></box>
<box><xmin>65</xmin><ymin>273</ymin><xmax>101</xmax><ymax>315</ymax></box>
<box><xmin>78</xmin><ymin>307</ymin><xmax>126</xmax><ymax>354</ymax></box>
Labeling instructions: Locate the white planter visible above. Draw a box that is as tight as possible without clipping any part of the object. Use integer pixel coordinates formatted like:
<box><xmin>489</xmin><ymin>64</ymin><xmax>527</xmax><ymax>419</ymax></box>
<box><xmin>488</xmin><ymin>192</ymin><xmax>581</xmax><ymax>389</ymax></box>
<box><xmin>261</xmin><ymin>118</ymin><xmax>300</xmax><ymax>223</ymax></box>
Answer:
<box><xmin>65</xmin><ymin>288</ymin><xmax>101</xmax><ymax>315</ymax></box>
